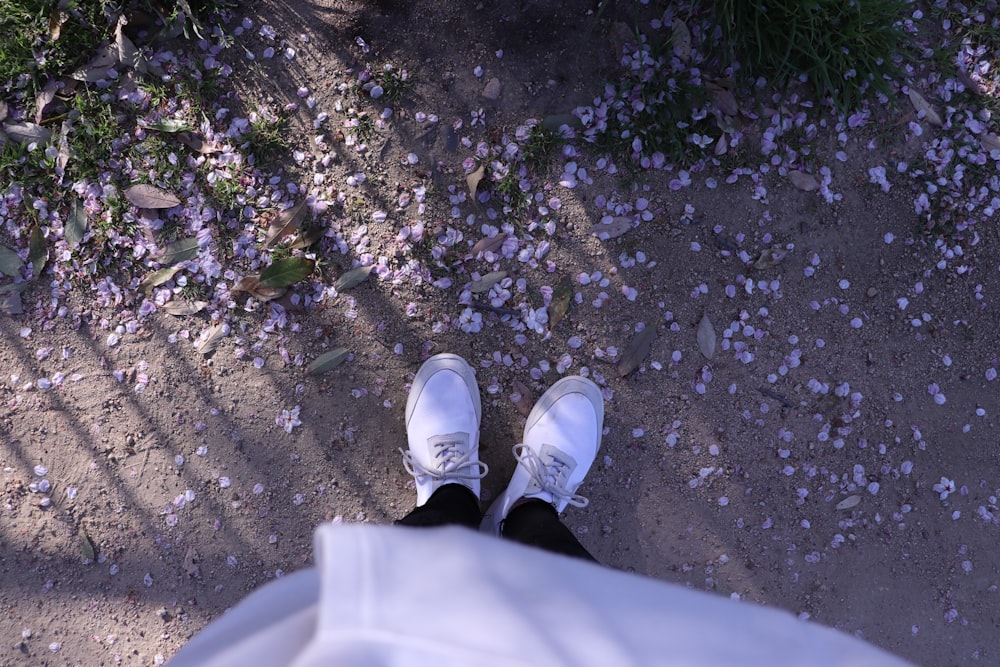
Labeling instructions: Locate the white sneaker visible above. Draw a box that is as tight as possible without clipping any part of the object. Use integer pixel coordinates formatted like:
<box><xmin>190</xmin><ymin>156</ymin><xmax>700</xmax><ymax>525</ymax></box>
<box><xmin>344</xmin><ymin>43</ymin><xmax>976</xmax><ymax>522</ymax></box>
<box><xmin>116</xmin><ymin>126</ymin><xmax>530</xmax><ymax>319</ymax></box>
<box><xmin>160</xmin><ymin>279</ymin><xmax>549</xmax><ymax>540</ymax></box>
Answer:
<box><xmin>481</xmin><ymin>375</ymin><xmax>604</xmax><ymax>535</ymax></box>
<box><xmin>401</xmin><ymin>353</ymin><xmax>488</xmax><ymax>506</ymax></box>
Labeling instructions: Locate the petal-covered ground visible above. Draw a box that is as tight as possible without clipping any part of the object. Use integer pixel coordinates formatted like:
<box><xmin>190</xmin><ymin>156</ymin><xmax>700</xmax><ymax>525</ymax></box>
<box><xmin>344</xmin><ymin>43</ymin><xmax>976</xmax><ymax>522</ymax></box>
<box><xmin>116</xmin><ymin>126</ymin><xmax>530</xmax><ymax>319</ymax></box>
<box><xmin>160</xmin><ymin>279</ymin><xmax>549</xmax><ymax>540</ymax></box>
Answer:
<box><xmin>1</xmin><ymin>1</ymin><xmax>999</xmax><ymax>664</ymax></box>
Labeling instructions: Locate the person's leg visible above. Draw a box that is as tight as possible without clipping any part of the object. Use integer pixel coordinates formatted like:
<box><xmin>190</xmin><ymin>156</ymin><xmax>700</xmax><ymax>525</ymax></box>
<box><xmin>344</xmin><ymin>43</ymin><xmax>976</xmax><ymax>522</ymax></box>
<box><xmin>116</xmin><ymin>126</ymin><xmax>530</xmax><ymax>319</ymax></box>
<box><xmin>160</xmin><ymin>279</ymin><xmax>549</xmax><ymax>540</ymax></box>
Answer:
<box><xmin>501</xmin><ymin>498</ymin><xmax>597</xmax><ymax>562</ymax></box>
<box><xmin>481</xmin><ymin>376</ymin><xmax>604</xmax><ymax>562</ymax></box>
<box><xmin>396</xmin><ymin>353</ymin><xmax>488</xmax><ymax>527</ymax></box>
<box><xmin>396</xmin><ymin>482</ymin><xmax>481</xmax><ymax>529</ymax></box>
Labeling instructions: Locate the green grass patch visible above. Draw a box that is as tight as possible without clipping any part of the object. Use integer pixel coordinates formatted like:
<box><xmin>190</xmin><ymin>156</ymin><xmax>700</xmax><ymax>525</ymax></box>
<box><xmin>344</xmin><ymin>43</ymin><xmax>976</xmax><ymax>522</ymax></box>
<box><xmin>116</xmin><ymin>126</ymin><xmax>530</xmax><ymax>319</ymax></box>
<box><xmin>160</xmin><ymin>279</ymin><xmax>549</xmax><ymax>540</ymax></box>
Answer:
<box><xmin>602</xmin><ymin>33</ymin><xmax>712</xmax><ymax>165</ymax></box>
<box><xmin>0</xmin><ymin>0</ymin><xmax>116</xmax><ymax>98</ymax></box>
<box><xmin>928</xmin><ymin>0</ymin><xmax>1000</xmax><ymax>117</ymax></box>
<box><xmin>343</xmin><ymin>108</ymin><xmax>378</xmax><ymax>147</ymax></box>
<box><xmin>711</xmin><ymin>0</ymin><xmax>911</xmax><ymax>113</ymax></box>
<box><xmin>370</xmin><ymin>62</ymin><xmax>413</xmax><ymax>103</ymax></box>
<box><xmin>65</xmin><ymin>89</ymin><xmax>123</xmax><ymax>180</ymax></box>
<box><xmin>242</xmin><ymin>106</ymin><xmax>289</xmax><ymax>163</ymax></box>
<box><xmin>520</xmin><ymin>124</ymin><xmax>562</xmax><ymax>172</ymax></box>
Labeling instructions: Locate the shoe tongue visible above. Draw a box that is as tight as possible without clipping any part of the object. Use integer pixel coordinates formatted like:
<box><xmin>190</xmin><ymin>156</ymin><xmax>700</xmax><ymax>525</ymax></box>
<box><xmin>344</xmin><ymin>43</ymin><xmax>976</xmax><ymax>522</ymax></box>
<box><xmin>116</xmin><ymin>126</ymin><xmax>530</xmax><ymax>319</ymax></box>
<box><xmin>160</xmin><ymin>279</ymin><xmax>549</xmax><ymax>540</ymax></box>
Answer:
<box><xmin>540</xmin><ymin>443</ymin><xmax>577</xmax><ymax>472</ymax></box>
<box><xmin>523</xmin><ymin>444</ymin><xmax>578</xmax><ymax>502</ymax></box>
<box><xmin>427</xmin><ymin>432</ymin><xmax>469</xmax><ymax>450</ymax></box>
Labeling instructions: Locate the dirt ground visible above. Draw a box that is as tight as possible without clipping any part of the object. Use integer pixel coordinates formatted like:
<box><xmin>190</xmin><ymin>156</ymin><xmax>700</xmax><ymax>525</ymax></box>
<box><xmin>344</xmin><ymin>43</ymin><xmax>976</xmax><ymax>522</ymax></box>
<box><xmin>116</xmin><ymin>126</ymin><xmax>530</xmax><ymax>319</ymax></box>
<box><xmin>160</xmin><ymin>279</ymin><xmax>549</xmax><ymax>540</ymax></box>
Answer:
<box><xmin>2</xmin><ymin>1</ymin><xmax>999</xmax><ymax>665</ymax></box>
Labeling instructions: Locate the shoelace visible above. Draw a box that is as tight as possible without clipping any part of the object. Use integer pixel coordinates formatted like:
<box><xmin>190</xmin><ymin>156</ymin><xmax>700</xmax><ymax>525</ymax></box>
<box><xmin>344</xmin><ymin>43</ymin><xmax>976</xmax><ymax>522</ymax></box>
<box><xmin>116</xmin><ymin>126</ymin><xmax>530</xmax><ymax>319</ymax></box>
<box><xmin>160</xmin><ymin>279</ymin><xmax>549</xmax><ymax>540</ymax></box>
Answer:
<box><xmin>513</xmin><ymin>443</ymin><xmax>589</xmax><ymax>508</ymax></box>
<box><xmin>400</xmin><ymin>438</ymin><xmax>489</xmax><ymax>483</ymax></box>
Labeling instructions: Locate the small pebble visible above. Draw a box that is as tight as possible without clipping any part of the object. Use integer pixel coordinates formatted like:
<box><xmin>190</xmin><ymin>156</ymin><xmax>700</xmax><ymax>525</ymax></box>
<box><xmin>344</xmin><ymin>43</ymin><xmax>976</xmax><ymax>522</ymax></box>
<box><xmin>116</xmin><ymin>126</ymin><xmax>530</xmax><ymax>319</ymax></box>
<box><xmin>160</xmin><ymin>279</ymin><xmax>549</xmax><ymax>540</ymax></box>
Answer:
<box><xmin>482</xmin><ymin>78</ymin><xmax>502</xmax><ymax>100</ymax></box>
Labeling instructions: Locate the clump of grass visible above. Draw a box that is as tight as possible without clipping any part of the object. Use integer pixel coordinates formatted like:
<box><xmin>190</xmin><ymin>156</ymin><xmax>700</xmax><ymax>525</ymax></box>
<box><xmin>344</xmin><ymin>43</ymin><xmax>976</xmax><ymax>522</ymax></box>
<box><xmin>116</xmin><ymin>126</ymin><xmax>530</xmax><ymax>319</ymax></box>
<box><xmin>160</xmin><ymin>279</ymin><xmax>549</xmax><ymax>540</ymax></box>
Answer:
<box><xmin>493</xmin><ymin>163</ymin><xmax>531</xmax><ymax>217</ymax></box>
<box><xmin>342</xmin><ymin>108</ymin><xmax>379</xmax><ymax>148</ymax></box>
<box><xmin>712</xmin><ymin>0</ymin><xmax>911</xmax><ymax>112</ymax></box>
<box><xmin>0</xmin><ymin>0</ymin><xmax>116</xmax><ymax>98</ymax></box>
<box><xmin>66</xmin><ymin>88</ymin><xmax>124</xmax><ymax>180</ymax></box>
<box><xmin>0</xmin><ymin>137</ymin><xmax>31</xmax><ymax>181</ymax></box>
<box><xmin>928</xmin><ymin>0</ymin><xmax>1000</xmax><ymax>118</ymax></box>
<box><xmin>347</xmin><ymin>60</ymin><xmax>414</xmax><ymax>104</ymax></box>
<box><xmin>464</xmin><ymin>119</ymin><xmax>564</xmax><ymax>222</ymax></box>
<box><xmin>580</xmin><ymin>29</ymin><xmax>712</xmax><ymax>166</ymax></box>
<box><xmin>370</xmin><ymin>62</ymin><xmax>413</xmax><ymax>102</ymax></box>
<box><xmin>243</xmin><ymin>106</ymin><xmax>290</xmax><ymax>162</ymax></box>
<box><xmin>908</xmin><ymin>0</ymin><xmax>1000</xmax><ymax>237</ymax></box>
<box><xmin>520</xmin><ymin>124</ymin><xmax>561</xmax><ymax>171</ymax></box>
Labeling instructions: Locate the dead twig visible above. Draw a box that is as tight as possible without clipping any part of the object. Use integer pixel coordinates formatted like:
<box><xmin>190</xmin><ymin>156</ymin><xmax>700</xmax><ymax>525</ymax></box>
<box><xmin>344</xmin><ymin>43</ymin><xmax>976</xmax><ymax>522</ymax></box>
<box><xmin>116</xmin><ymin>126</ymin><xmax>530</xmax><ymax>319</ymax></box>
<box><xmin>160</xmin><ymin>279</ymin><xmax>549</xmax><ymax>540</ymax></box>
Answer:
<box><xmin>758</xmin><ymin>386</ymin><xmax>794</xmax><ymax>409</ymax></box>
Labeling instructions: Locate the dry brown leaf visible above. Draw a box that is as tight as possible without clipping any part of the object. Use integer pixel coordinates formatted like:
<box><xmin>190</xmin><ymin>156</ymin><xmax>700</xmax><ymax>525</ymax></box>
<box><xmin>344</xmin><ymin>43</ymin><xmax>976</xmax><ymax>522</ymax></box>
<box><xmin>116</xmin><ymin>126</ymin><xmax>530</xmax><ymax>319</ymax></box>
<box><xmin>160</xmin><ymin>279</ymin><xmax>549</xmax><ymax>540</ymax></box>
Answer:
<box><xmin>48</xmin><ymin>9</ymin><xmax>67</xmax><ymax>42</ymax></box>
<box><xmin>907</xmin><ymin>89</ymin><xmax>942</xmax><ymax>127</ymax></box>
<box><xmin>139</xmin><ymin>266</ymin><xmax>182</xmax><ymax>294</ymax></box>
<box><xmin>754</xmin><ymin>246</ymin><xmax>788</xmax><ymax>270</ymax></box>
<box><xmin>788</xmin><ymin>170</ymin><xmax>819</xmax><ymax>192</ymax></box>
<box><xmin>470</xmin><ymin>270</ymin><xmax>507</xmax><ymax>294</ymax></box>
<box><xmin>125</xmin><ymin>184</ymin><xmax>181</xmax><ymax>209</ymax></box>
<box><xmin>162</xmin><ymin>300</ymin><xmax>207</xmax><ymax>316</ymax></box>
<box><xmin>0</xmin><ymin>246</ymin><xmax>24</xmax><ymax>277</ymax></box>
<box><xmin>65</xmin><ymin>195</ymin><xmax>87</xmax><ymax>249</ymax></box>
<box><xmin>251</xmin><ymin>285</ymin><xmax>287</xmax><ymax>301</ymax></box>
<box><xmin>588</xmin><ymin>217</ymin><xmax>633</xmax><ymax>240</ymax></box>
<box><xmin>178</xmin><ymin>131</ymin><xmax>222</xmax><ymax>154</ymax></box>
<box><xmin>115</xmin><ymin>16</ymin><xmax>146</xmax><ymax>74</ymax></box>
<box><xmin>617</xmin><ymin>325</ymin><xmax>657</xmax><ymax>377</ymax></box>
<box><xmin>3</xmin><ymin>121</ymin><xmax>52</xmax><ymax>145</ymax></box>
<box><xmin>80</xmin><ymin>530</ymin><xmax>96</xmax><ymax>561</ymax></box>
<box><xmin>289</xmin><ymin>228</ymin><xmax>324</xmax><ymax>250</ymax></box>
<box><xmin>836</xmin><ymin>495</ymin><xmax>861</xmax><ymax>510</ymax></box>
<box><xmin>156</xmin><ymin>237</ymin><xmax>199</xmax><ymax>264</ymax></box>
<box><xmin>672</xmin><ymin>20</ymin><xmax>691</xmax><ymax>62</ymax></box>
<box><xmin>308</xmin><ymin>348</ymin><xmax>349</xmax><ymax>376</ymax></box>
<box><xmin>697</xmin><ymin>312</ymin><xmax>716</xmax><ymax>360</ymax></box>
<box><xmin>264</xmin><ymin>201</ymin><xmax>308</xmax><ymax>247</ymax></box>
<box><xmin>714</xmin><ymin>133</ymin><xmax>728</xmax><ymax>156</ymax></box>
<box><xmin>232</xmin><ymin>275</ymin><xmax>285</xmax><ymax>301</ymax></box>
<box><xmin>466</xmin><ymin>163</ymin><xmax>486</xmax><ymax>198</ymax></box>
<box><xmin>70</xmin><ymin>44</ymin><xmax>118</xmax><ymax>82</ymax></box>
<box><xmin>956</xmin><ymin>68</ymin><xmax>985</xmax><ymax>95</ymax></box>
<box><xmin>28</xmin><ymin>224</ymin><xmax>48</xmax><ymax>277</ymax></box>
<box><xmin>548</xmin><ymin>276</ymin><xmax>573</xmax><ymax>329</ymax></box>
<box><xmin>55</xmin><ymin>120</ymin><xmax>71</xmax><ymax>173</ymax></box>
<box><xmin>470</xmin><ymin>232</ymin><xmax>507</xmax><ymax>257</ymax></box>
<box><xmin>711</xmin><ymin>88</ymin><xmax>739</xmax><ymax>117</ymax></box>
<box><xmin>34</xmin><ymin>79</ymin><xmax>58</xmax><ymax>125</ymax></box>
<box><xmin>1</xmin><ymin>290</ymin><xmax>22</xmax><ymax>316</ymax></box>
<box><xmin>231</xmin><ymin>275</ymin><xmax>260</xmax><ymax>294</ymax></box>
<box><xmin>334</xmin><ymin>265</ymin><xmax>374</xmax><ymax>292</ymax></box>
<box><xmin>511</xmin><ymin>379</ymin><xmax>534</xmax><ymax>418</ymax></box>
<box><xmin>194</xmin><ymin>322</ymin><xmax>227</xmax><ymax>355</ymax></box>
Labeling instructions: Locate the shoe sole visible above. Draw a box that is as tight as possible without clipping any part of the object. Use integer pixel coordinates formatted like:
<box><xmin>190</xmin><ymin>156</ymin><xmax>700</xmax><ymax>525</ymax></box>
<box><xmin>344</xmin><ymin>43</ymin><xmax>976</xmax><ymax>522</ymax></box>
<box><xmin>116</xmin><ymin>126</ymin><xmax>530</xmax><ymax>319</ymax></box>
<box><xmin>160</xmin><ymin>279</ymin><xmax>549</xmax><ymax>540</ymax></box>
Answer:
<box><xmin>405</xmin><ymin>353</ymin><xmax>482</xmax><ymax>429</ymax></box>
<box><xmin>481</xmin><ymin>375</ymin><xmax>604</xmax><ymax>535</ymax></box>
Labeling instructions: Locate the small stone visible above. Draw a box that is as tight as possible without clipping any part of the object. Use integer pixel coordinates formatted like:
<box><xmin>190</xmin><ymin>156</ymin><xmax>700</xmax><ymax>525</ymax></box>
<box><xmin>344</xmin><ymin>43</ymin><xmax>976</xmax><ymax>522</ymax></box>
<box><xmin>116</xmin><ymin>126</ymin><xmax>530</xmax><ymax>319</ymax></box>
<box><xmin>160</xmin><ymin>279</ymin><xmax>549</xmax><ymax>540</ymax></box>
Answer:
<box><xmin>482</xmin><ymin>77</ymin><xmax>502</xmax><ymax>100</ymax></box>
<box><xmin>866</xmin><ymin>287</ymin><xmax>878</xmax><ymax>298</ymax></box>
<box><xmin>157</xmin><ymin>607</ymin><xmax>171</xmax><ymax>621</ymax></box>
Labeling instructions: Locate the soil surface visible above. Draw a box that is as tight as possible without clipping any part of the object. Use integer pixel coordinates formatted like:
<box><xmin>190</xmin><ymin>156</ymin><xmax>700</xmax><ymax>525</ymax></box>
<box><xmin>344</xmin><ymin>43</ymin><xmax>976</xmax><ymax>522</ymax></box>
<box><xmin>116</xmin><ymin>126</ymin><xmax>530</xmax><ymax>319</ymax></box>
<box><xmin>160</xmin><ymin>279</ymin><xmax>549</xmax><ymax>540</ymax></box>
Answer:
<box><xmin>2</xmin><ymin>1</ymin><xmax>999</xmax><ymax>665</ymax></box>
